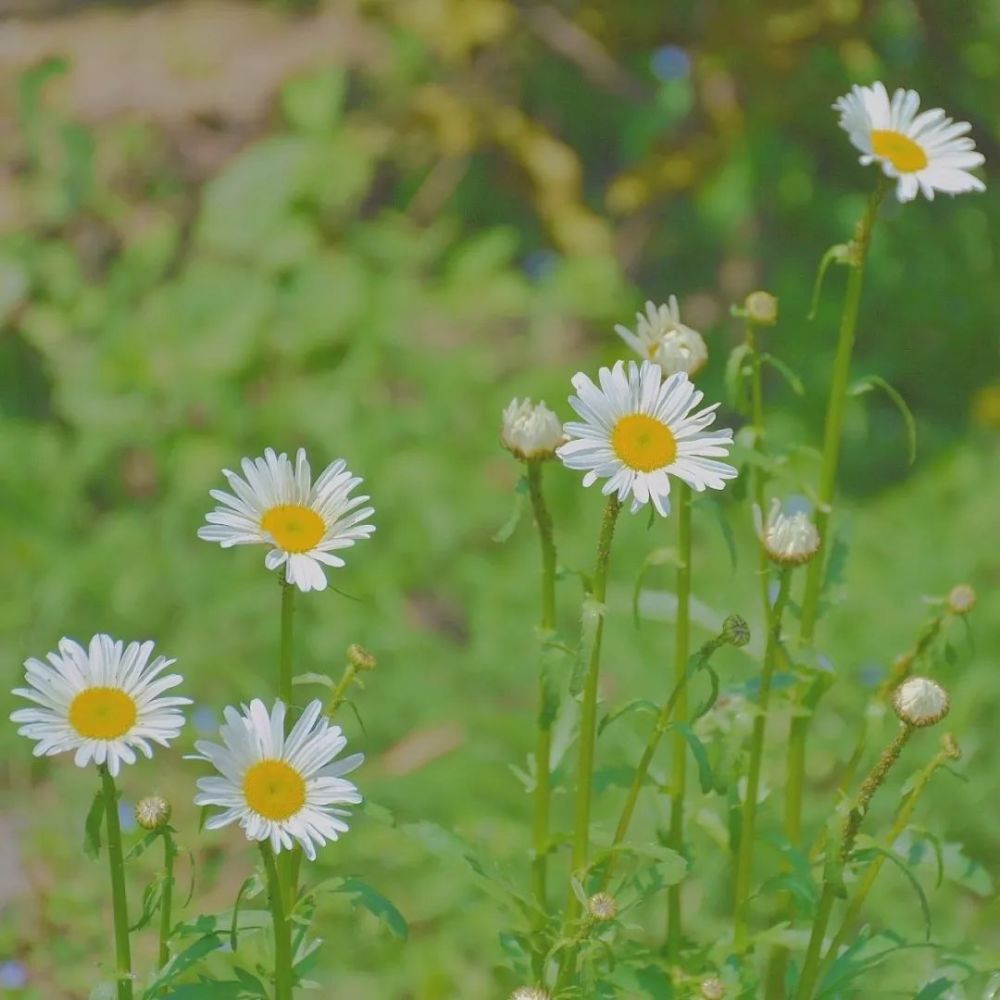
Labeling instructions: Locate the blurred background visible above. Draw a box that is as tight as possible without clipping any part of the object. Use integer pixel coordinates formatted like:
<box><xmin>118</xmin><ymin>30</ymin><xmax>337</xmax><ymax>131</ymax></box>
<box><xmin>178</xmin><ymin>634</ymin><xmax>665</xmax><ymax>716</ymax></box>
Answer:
<box><xmin>0</xmin><ymin>0</ymin><xmax>997</xmax><ymax>996</ymax></box>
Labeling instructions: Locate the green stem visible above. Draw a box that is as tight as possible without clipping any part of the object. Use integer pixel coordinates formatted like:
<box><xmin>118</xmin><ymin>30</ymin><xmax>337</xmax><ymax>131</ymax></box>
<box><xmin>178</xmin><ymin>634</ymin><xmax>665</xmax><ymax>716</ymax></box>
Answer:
<box><xmin>795</xmin><ymin>879</ymin><xmax>837</xmax><ymax>1000</ymax></box>
<box><xmin>526</xmin><ymin>460</ymin><xmax>558</xmax><ymax>934</ymax></box>
<box><xmin>279</xmin><ymin>579</ymin><xmax>296</xmax><ymax>710</ymax></box>
<box><xmin>99</xmin><ymin>766</ymin><xmax>134</xmax><ymax>1000</ymax></box>
<box><xmin>747</xmin><ymin>325</ymin><xmax>772</xmax><ymax>614</ymax></box>
<box><xmin>157</xmin><ymin>829</ymin><xmax>177</xmax><ymax>970</ymax></box>
<box><xmin>557</xmin><ymin>495</ymin><xmax>622</xmax><ymax>989</ymax></box>
<box><xmin>816</xmin><ymin>747</ymin><xmax>950</xmax><ymax>986</ymax></box>
<box><xmin>733</xmin><ymin>567</ymin><xmax>793</xmax><ymax>951</ymax></box>
<box><xmin>325</xmin><ymin>664</ymin><xmax>357</xmax><ymax>717</ymax></box>
<box><xmin>261</xmin><ymin>844</ymin><xmax>294</xmax><ymax>1000</ymax></box>
<box><xmin>666</xmin><ymin>482</ymin><xmax>692</xmax><ymax>958</ymax></box>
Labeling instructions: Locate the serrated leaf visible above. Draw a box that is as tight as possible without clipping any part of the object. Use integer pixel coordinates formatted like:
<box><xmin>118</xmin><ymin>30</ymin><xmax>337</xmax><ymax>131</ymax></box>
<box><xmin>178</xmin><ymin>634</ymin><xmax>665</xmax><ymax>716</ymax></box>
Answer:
<box><xmin>141</xmin><ymin>934</ymin><xmax>226</xmax><ymax>997</ymax></box>
<box><xmin>337</xmin><ymin>877</ymin><xmax>408</xmax><ymax>939</ymax></box>
<box><xmin>130</xmin><ymin>875</ymin><xmax>164</xmax><ymax>932</ymax></box>
<box><xmin>125</xmin><ymin>829</ymin><xmax>163</xmax><ymax>864</ymax></box>
<box><xmin>851</xmin><ymin>374</ymin><xmax>917</xmax><ymax>465</ymax></box>
<box><xmin>84</xmin><ymin>789</ymin><xmax>104</xmax><ymax>861</ymax></box>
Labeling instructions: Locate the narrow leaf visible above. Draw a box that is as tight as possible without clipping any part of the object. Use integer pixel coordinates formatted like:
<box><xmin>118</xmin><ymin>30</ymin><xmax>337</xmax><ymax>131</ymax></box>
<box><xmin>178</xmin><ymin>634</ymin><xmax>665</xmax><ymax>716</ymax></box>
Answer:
<box><xmin>851</xmin><ymin>374</ymin><xmax>917</xmax><ymax>464</ymax></box>
<box><xmin>760</xmin><ymin>352</ymin><xmax>805</xmax><ymax>396</ymax></box>
<box><xmin>853</xmin><ymin>846</ymin><xmax>932</xmax><ymax>939</ymax></box>
<box><xmin>84</xmin><ymin>789</ymin><xmax>105</xmax><ymax>861</ymax></box>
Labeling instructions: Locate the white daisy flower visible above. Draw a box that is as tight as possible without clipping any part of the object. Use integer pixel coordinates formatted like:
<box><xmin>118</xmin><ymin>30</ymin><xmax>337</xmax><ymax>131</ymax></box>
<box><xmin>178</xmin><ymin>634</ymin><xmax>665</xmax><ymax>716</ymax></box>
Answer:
<box><xmin>198</xmin><ymin>448</ymin><xmax>375</xmax><ymax>593</ymax></box>
<box><xmin>192</xmin><ymin>698</ymin><xmax>362</xmax><ymax>860</ymax></box>
<box><xmin>834</xmin><ymin>82</ymin><xmax>985</xmax><ymax>202</ymax></box>
<box><xmin>892</xmin><ymin>677</ymin><xmax>949</xmax><ymax>728</ymax></box>
<box><xmin>10</xmin><ymin>635</ymin><xmax>190</xmax><ymax>777</ymax></box>
<box><xmin>557</xmin><ymin>359</ymin><xmax>736</xmax><ymax>516</ymax></box>
<box><xmin>615</xmin><ymin>297</ymin><xmax>708</xmax><ymax>377</ymax></box>
<box><xmin>500</xmin><ymin>398</ymin><xmax>564</xmax><ymax>460</ymax></box>
<box><xmin>753</xmin><ymin>498</ymin><xmax>821</xmax><ymax>566</ymax></box>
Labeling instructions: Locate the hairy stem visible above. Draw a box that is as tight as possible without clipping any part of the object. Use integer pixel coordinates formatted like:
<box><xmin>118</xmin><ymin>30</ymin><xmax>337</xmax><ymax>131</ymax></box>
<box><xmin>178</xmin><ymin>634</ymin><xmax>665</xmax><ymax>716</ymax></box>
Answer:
<box><xmin>157</xmin><ymin>829</ymin><xmax>177</xmax><ymax>969</ymax></box>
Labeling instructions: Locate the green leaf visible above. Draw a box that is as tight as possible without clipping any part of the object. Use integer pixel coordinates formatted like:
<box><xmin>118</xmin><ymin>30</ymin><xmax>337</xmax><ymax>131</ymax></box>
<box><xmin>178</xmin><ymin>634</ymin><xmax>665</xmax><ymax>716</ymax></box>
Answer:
<box><xmin>159</xmin><ymin>983</ymin><xmax>246</xmax><ymax>999</ymax></box>
<box><xmin>850</xmin><ymin>374</ymin><xmax>917</xmax><ymax>465</ymax></box>
<box><xmin>631</xmin><ymin>547</ymin><xmax>682</xmax><ymax>630</ymax></box>
<box><xmin>282</xmin><ymin>67</ymin><xmax>347</xmax><ymax>133</ymax></box>
<box><xmin>852</xmin><ymin>846</ymin><xmax>931</xmax><ymax>939</ymax></box>
<box><xmin>130</xmin><ymin>875</ymin><xmax>164</xmax><ymax>932</ymax></box>
<box><xmin>319</xmin><ymin>877</ymin><xmax>408</xmax><ymax>940</ymax></box>
<box><xmin>597</xmin><ymin>698</ymin><xmax>658</xmax><ymax>737</ymax></box>
<box><xmin>670</xmin><ymin>722</ymin><xmax>715</xmax><ymax>793</ymax></box>
<box><xmin>760</xmin><ymin>353</ymin><xmax>805</xmax><ymax>396</ymax></box>
<box><xmin>914</xmin><ymin>979</ymin><xmax>956</xmax><ymax>1000</ymax></box>
<box><xmin>84</xmin><ymin>789</ymin><xmax>105</xmax><ymax>861</ymax></box>
<box><xmin>291</xmin><ymin>672</ymin><xmax>336</xmax><ymax>690</ymax></box>
<box><xmin>808</xmin><ymin>242</ymin><xmax>850</xmax><ymax>320</ymax></box>
<box><xmin>493</xmin><ymin>477</ymin><xmax>527</xmax><ymax>543</ymax></box>
<box><xmin>141</xmin><ymin>934</ymin><xmax>226</xmax><ymax>997</ymax></box>
<box><xmin>724</xmin><ymin>342</ymin><xmax>752</xmax><ymax>411</ymax></box>
<box><xmin>230</xmin><ymin>874</ymin><xmax>263</xmax><ymax>951</ymax></box>
<box><xmin>125</xmin><ymin>829</ymin><xmax>164</xmax><ymax>864</ymax></box>
<box><xmin>705</xmin><ymin>496</ymin><xmax>737</xmax><ymax>571</ymax></box>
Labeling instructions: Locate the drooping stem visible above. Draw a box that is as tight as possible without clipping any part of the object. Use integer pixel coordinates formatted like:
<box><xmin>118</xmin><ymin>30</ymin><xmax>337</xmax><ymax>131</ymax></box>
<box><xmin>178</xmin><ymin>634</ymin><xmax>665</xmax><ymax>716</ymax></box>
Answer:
<box><xmin>733</xmin><ymin>567</ymin><xmax>793</xmax><ymax>950</ymax></box>
<box><xmin>261</xmin><ymin>844</ymin><xmax>294</xmax><ymax>1000</ymax></box>
<box><xmin>816</xmin><ymin>744</ymin><xmax>951</xmax><ymax>986</ymax></box>
<box><xmin>666</xmin><ymin>481</ymin><xmax>692</xmax><ymax>958</ymax></box>
<box><xmin>157</xmin><ymin>829</ymin><xmax>178</xmax><ymax>970</ymax></box>
<box><xmin>525</xmin><ymin>460</ymin><xmax>558</xmax><ymax>921</ymax></box>
<box><xmin>556</xmin><ymin>495</ymin><xmax>622</xmax><ymax>988</ymax></box>
<box><xmin>99</xmin><ymin>765</ymin><xmax>134</xmax><ymax>1000</ymax></box>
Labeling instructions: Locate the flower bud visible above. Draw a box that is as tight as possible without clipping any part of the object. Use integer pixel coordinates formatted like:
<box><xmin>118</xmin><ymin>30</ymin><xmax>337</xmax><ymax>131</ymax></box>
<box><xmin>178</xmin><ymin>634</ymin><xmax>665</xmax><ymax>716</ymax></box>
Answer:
<box><xmin>347</xmin><ymin>644</ymin><xmax>376</xmax><ymax>672</ymax></box>
<box><xmin>587</xmin><ymin>891</ymin><xmax>618</xmax><ymax>921</ymax></box>
<box><xmin>892</xmin><ymin>676</ymin><xmax>949</xmax><ymax>728</ymax></box>
<box><xmin>947</xmin><ymin>584</ymin><xmax>976</xmax><ymax>616</ymax></box>
<box><xmin>941</xmin><ymin>733</ymin><xmax>961</xmax><ymax>761</ymax></box>
<box><xmin>135</xmin><ymin>796</ymin><xmax>172</xmax><ymax>830</ymax></box>
<box><xmin>510</xmin><ymin>989</ymin><xmax>549</xmax><ymax>1000</ymax></box>
<box><xmin>700</xmin><ymin>977</ymin><xmax>726</xmax><ymax>1000</ymax></box>
<box><xmin>754</xmin><ymin>499</ymin><xmax>820</xmax><ymax>566</ymax></box>
<box><xmin>721</xmin><ymin>614</ymin><xmax>750</xmax><ymax>648</ymax></box>
<box><xmin>501</xmin><ymin>399</ymin><xmax>564</xmax><ymax>461</ymax></box>
<box><xmin>744</xmin><ymin>290</ymin><xmax>778</xmax><ymax>326</ymax></box>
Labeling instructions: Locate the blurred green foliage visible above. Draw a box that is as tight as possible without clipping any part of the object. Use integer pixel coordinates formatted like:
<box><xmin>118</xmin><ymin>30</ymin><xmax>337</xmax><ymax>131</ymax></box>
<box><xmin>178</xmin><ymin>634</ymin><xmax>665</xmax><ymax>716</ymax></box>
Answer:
<box><xmin>0</xmin><ymin>0</ymin><xmax>998</xmax><ymax>996</ymax></box>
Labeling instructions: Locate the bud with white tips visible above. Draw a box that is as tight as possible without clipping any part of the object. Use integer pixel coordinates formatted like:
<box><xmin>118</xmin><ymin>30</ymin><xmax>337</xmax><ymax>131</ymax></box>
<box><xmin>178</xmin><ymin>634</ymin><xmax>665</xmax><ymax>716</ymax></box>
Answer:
<box><xmin>510</xmin><ymin>989</ymin><xmax>549</xmax><ymax>1000</ymax></box>
<box><xmin>744</xmin><ymin>290</ymin><xmax>778</xmax><ymax>326</ymax></box>
<box><xmin>947</xmin><ymin>584</ymin><xmax>976</xmax><ymax>616</ymax></box>
<box><xmin>700</xmin><ymin>977</ymin><xmax>726</xmax><ymax>1000</ymax></box>
<box><xmin>587</xmin><ymin>891</ymin><xmax>618</xmax><ymax>921</ymax></box>
<box><xmin>135</xmin><ymin>796</ymin><xmax>172</xmax><ymax>830</ymax></box>
<box><xmin>721</xmin><ymin>614</ymin><xmax>750</xmax><ymax>648</ymax></box>
<box><xmin>501</xmin><ymin>399</ymin><xmax>564</xmax><ymax>461</ymax></box>
<box><xmin>892</xmin><ymin>676</ymin><xmax>949</xmax><ymax>728</ymax></box>
<box><xmin>754</xmin><ymin>498</ymin><xmax>820</xmax><ymax>566</ymax></box>
<box><xmin>615</xmin><ymin>297</ymin><xmax>708</xmax><ymax>377</ymax></box>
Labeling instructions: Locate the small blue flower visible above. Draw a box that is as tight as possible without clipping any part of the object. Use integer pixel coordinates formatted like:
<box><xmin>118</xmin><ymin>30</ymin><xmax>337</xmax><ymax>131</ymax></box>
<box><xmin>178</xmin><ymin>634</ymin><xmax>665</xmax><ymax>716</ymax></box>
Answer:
<box><xmin>0</xmin><ymin>959</ymin><xmax>29</xmax><ymax>989</ymax></box>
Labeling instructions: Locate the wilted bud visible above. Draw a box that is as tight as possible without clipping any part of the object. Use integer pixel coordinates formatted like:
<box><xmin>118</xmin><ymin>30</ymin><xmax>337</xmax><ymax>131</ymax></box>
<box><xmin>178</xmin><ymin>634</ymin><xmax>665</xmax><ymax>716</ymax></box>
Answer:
<box><xmin>754</xmin><ymin>499</ymin><xmax>820</xmax><ymax>566</ymax></box>
<box><xmin>744</xmin><ymin>290</ymin><xmax>778</xmax><ymax>326</ymax></box>
<box><xmin>135</xmin><ymin>796</ymin><xmax>172</xmax><ymax>830</ymax></box>
<box><xmin>347</xmin><ymin>644</ymin><xmax>376</xmax><ymax>672</ymax></box>
<box><xmin>501</xmin><ymin>398</ymin><xmax>564</xmax><ymax>461</ymax></box>
<box><xmin>510</xmin><ymin>989</ymin><xmax>549</xmax><ymax>1000</ymax></box>
<box><xmin>941</xmin><ymin>733</ymin><xmax>961</xmax><ymax>761</ymax></box>
<box><xmin>721</xmin><ymin>614</ymin><xmax>750</xmax><ymax>648</ymax></box>
<box><xmin>947</xmin><ymin>584</ymin><xmax>976</xmax><ymax>616</ymax></box>
<box><xmin>892</xmin><ymin>677</ymin><xmax>949</xmax><ymax>728</ymax></box>
<box><xmin>700</xmin><ymin>977</ymin><xmax>726</xmax><ymax>1000</ymax></box>
<box><xmin>587</xmin><ymin>891</ymin><xmax>618</xmax><ymax>921</ymax></box>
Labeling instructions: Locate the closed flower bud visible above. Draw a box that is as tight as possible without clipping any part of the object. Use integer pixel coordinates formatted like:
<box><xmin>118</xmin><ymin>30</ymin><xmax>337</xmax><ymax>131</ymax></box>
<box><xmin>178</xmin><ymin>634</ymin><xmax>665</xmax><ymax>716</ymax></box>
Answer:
<box><xmin>892</xmin><ymin>676</ymin><xmax>949</xmax><ymax>728</ymax></box>
<box><xmin>135</xmin><ymin>796</ymin><xmax>172</xmax><ymax>830</ymax></box>
<box><xmin>721</xmin><ymin>614</ymin><xmax>750</xmax><ymax>648</ymax></box>
<box><xmin>754</xmin><ymin>499</ymin><xmax>820</xmax><ymax>566</ymax></box>
<box><xmin>501</xmin><ymin>399</ymin><xmax>564</xmax><ymax>461</ymax></box>
<box><xmin>510</xmin><ymin>989</ymin><xmax>549</xmax><ymax>1000</ymax></box>
<box><xmin>744</xmin><ymin>290</ymin><xmax>778</xmax><ymax>326</ymax></box>
<box><xmin>587</xmin><ymin>891</ymin><xmax>618</xmax><ymax>921</ymax></box>
<box><xmin>947</xmin><ymin>584</ymin><xmax>976</xmax><ymax>616</ymax></box>
<box><xmin>941</xmin><ymin>733</ymin><xmax>961</xmax><ymax>760</ymax></box>
<box><xmin>700</xmin><ymin>977</ymin><xmax>726</xmax><ymax>1000</ymax></box>
<box><xmin>347</xmin><ymin>644</ymin><xmax>376</xmax><ymax>672</ymax></box>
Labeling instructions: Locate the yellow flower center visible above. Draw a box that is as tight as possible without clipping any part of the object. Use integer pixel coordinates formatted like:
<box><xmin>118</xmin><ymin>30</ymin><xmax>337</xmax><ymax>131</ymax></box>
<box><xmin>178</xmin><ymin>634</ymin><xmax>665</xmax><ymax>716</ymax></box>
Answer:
<box><xmin>243</xmin><ymin>759</ymin><xmax>306</xmax><ymax>821</ymax></box>
<box><xmin>69</xmin><ymin>687</ymin><xmax>137</xmax><ymax>740</ymax></box>
<box><xmin>260</xmin><ymin>504</ymin><xmax>325</xmax><ymax>553</ymax></box>
<box><xmin>611</xmin><ymin>413</ymin><xmax>677</xmax><ymax>472</ymax></box>
<box><xmin>870</xmin><ymin>129</ymin><xmax>928</xmax><ymax>173</ymax></box>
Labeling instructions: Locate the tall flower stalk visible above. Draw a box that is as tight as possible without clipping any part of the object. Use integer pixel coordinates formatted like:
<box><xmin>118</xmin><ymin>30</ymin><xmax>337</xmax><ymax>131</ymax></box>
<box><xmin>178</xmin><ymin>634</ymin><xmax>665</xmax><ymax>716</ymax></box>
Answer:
<box><xmin>665</xmin><ymin>481</ymin><xmax>692</xmax><ymax>957</ymax></box>
<box><xmin>100</xmin><ymin>765</ymin><xmax>134</xmax><ymax>1000</ymax></box>
<box><xmin>261</xmin><ymin>843</ymin><xmax>294</xmax><ymax>1000</ymax></box>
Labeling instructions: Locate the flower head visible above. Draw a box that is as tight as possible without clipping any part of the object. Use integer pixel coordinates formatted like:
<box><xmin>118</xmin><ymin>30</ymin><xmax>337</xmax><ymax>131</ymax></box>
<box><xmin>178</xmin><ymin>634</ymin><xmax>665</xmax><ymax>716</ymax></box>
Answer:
<box><xmin>136</xmin><ymin>796</ymin><xmax>172</xmax><ymax>830</ymax></box>
<box><xmin>615</xmin><ymin>298</ymin><xmax>708</xmax><ymax>377</ymax></box>
<box><xmin>834</xmin><ymin>82</ymin><xmax>985</xmax><ymax>202</ymax></box>
<box><xmin>700</xmin><ymin>978</ymin><xmax>726</xmax><ymax>1000</ymax></box>
<box><xmin>192</xmin><ymin>699</ymin><xmax>362</xmax><ymax>860</ymax></box>
<box><xmin>947</xmin><ymin>583</ymin><xmax>976</xmax><ymax>616</ymax></box>
<box><xmin>557</xmin><ymin>360</ymin><xmax>736</xmax><ymax>517</ymax></box>
<box><xmin>198</xmin><ymin>448</ymin><xmax>375</xmax><ymax>593</ymax></box>
<box><xmin>721</xmin><ymin>614</ymin><xmax>751</xmax><ymax>648</ymax></box>
<box><xmin>510</xmin><ymin>990</ymin><xmax>549</xmax><ymax>1000</ymax></box>
<box><xmin>587</xmin><ymin>891</ymin><xmax>619</xmax><ymax>921</ymax></box>
<box><xmin>744</xmin><ymin>290</ymin><xmax>778</xmax><ymax>326</ymax></box>
<box><xmin>500</xmin><ymin>399</ymin><xmax>564</xmax><ymax>461</ymax></box>
<box><xmin>892</xmin><ymin>677</ymin><xmax>949</xmax><ymax>728</ymax></box>
<box><xmin>11</xmin><ymin>636</ymin><xmax>189</xmax><ymax>777</ymax></box>
<box><xmin>754</xmin><ymin>498</ymin><xmax>820</xmax><ymax>566</ymax></box>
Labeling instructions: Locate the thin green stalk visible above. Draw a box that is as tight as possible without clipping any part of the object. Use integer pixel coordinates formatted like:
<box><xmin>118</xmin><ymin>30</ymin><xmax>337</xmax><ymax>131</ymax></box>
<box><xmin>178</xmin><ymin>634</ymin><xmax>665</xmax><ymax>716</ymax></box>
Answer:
<box><xmin>157</xmin><ymin>829</ymin><xmax>177</xmax><ymax>970</ymax></box>
<box><xmin>99</xmin><ymin>765</ymin><xmax>134</xmax><ymax>1000</ymax></box>
<box><xmin>279</xmin><ymin>579</ymin><xmax>296</xmax><ymax>710</ymax></box>
<box><xmin>325</xmin><ymin>663</ymin><xmax>358</xmax><ymax>717</ymax></box>
<box><xmin>526</xmin><ymin>460</ymin><xmax>558</xmax><ymax>921</ymax></box>
<box><xmin>733</xmin><ymin>567</ymin><xmax>793</xmax><ymax>950</ymax></box>
<box><xmin>666</xmin><ymin>482</ymin><xmax>692</xmax><ymax>957</ymax></box>
<box><xmin>795</xmin><ymin>879</ymin><xmax>837</xmax><ymax>1000</ymax></box>
<box><xmin>556</xmin><ymin>495</ymin><xmax>622</xmax><ymax>988</ymax></box>
<box><xmin>747</xmin><ymin>325</ymin><xmax>771</xmax><ymax>614</ymax></box>
<box><xmin>261</xmin><ymin>844</ymin><xmax>294</xmax><ymax>1000</ymax></box>
<box><xmin>816</xmin><ymin>744</ymin><xmax>952</xmax><ymax>985</ymax></box>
